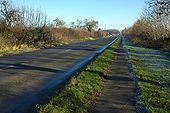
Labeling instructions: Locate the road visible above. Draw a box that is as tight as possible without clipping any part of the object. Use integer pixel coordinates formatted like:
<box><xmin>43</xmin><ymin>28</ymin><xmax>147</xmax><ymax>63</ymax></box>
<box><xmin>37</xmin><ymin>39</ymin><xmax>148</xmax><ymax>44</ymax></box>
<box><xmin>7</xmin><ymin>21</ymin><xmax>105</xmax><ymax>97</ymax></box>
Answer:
<box><xmin>0</xmin><ymin>37</ymin><xmax>117</xmax><ymax>113</ymax></box>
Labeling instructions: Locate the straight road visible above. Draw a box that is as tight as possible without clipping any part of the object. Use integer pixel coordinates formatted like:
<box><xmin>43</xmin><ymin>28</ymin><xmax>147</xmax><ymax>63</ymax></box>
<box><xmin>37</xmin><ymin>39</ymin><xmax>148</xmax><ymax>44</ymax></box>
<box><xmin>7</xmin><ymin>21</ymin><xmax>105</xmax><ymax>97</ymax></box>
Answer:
<box><xmin>0</xmin><ymin>37</ymin><xmax>117</xmax><ymax>113</ymax></box>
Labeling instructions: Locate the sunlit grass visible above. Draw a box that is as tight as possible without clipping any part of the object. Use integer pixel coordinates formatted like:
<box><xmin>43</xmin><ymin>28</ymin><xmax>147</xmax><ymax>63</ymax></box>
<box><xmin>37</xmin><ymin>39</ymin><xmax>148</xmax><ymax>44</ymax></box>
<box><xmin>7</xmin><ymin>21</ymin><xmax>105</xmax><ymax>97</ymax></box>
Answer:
<box><xmin>0</xmin><ymin>37</ymin><xmax>97</xmax><ymax>56</ymax></box>
<box><xmin>39</xmin><ymin>39</ymin><xmax>120</xmax><ymax>113</ymax></box>
<box><xmin>127</xmin><ymin>46</ymin><xmax>170</xmax><ymax>113</ymax></box>
<box><xmin>0</xmin><ymin>46</ymin><xmax>37</xmax><ymax>56</ymax></box>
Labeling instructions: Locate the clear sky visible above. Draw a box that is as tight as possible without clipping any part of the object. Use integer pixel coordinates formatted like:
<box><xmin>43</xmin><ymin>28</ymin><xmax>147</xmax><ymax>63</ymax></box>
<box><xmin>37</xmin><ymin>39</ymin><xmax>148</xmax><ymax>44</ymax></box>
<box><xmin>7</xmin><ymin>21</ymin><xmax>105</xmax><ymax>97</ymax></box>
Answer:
<box><xmin>12</xmin><ymin>0</ymin><xmax>146</xmax><ymax>31</ymax></box>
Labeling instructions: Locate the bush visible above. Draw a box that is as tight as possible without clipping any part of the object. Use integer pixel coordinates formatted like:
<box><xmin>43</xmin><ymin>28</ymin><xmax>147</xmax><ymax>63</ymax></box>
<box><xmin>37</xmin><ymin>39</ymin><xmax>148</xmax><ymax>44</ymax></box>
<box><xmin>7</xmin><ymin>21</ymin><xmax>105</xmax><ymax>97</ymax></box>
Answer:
<box><xmin>19</xmin><ymin>27</ymin><xmax>53</xmax><ymax>46</ymax></box>
<box><xmin>0</xmin><ymin>37</ymin><xmax>17</xmax><ymax>50</ymax></box>
<box><xmin>124</xmin><ymin>19</ymin><xmax>170</xmax><ymax>51</ymax></box>
<box><xmin>0</xmin><ymin>0</ymin><xmax>107</xmax><ymax>51</ymax></box>
<box><xmin>52</xmin><ymin>28</ymin><xmax>106</xmax><ymax>42</ymax></box>
<box><xmin>123</xmin><ymin>0</ymin><xmax>170</xmax><ymax>51</ymax></box>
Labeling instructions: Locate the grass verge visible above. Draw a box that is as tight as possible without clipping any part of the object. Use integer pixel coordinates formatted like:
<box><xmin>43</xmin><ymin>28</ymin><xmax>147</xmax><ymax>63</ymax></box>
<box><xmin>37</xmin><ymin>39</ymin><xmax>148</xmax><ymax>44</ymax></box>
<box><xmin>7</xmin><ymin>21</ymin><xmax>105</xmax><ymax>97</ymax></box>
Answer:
<box><xmin>0</xmin><ymin>46</ymin><xmax>38</xmax><ymax>56</ymax></box>
<box><xmin>38</xmin><ymin>39</ymin><xmax>120</xmax><ymax>113</ymax></box>
<box><xmin>126</xmin><ymin>46</ymin><xmax>170</xmax><ymax>113</ymax></box>
<box><xmin>0</xmin><ymin>37</ymin><xmax>97</xmax><ymax>56</ymax></box>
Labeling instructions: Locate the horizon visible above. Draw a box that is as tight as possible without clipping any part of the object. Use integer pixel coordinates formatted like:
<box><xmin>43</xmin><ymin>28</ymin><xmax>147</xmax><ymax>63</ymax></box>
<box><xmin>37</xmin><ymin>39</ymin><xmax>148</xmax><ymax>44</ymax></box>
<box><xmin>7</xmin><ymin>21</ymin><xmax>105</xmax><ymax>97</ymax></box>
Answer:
<box><xmin>12</xmin><ymin>0</ymin><xmax>146</xmax><ymax>31</ymax></box>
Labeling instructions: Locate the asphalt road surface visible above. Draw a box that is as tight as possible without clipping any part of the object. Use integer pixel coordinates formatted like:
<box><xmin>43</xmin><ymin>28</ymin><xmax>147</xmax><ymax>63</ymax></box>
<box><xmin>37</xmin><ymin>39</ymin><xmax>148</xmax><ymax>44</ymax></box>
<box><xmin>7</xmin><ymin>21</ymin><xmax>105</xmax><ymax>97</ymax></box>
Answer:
<box><xmin>0</xmin><ymin>37</ymin><xmax>117</xmax><ymax>113</ymax></box>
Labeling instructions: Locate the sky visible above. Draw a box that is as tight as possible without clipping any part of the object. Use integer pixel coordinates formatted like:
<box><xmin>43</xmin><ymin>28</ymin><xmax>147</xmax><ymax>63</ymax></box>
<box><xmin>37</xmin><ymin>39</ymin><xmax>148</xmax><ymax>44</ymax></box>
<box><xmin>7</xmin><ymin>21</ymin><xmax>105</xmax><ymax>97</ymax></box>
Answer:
<box><xmin>12</xmin><ymin>0</ymin><xmax>146</xmax><ymax>31</ymax></box>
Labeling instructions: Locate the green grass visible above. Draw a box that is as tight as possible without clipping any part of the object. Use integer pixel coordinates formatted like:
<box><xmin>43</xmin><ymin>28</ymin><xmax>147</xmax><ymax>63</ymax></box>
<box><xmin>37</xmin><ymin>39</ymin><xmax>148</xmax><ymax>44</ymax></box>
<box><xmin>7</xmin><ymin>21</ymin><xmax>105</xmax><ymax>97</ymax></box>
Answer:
<box><xmin>39</xmin><ymin>39</ymin><xmax>120</xmax><ymax>113</ymax></box>
<box><xmin>0</xmin><ymin>37</ymin><xmax>97</xmax><ymax>56</ymax></box>
<box><xmin>60</xmin><ymin>37</ymin><xmax>96</xmax><ymax>45</ymax></box>
<box><xmin>0</xmin><ymin>46</ymin><xmax>37</xmax><ymax>56</ymax></box>
<box><xmin>127</xmin><ymin>46</ymin><xmax>170</xmax><ymax>113</ymax></box>
<box><xmin>126</xmin><ymin>46</ymin><xmax>154</xmax><ymax>53</ymax></box>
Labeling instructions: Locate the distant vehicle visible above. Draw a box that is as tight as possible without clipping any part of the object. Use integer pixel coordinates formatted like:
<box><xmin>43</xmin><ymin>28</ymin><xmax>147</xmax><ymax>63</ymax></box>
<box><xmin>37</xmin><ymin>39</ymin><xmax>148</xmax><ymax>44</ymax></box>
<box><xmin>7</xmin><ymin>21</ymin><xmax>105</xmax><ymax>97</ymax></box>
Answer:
<box><xmin>103</xmin><ymin>29</ymin><xmax>120</xmax><ymax>36</ymax></box>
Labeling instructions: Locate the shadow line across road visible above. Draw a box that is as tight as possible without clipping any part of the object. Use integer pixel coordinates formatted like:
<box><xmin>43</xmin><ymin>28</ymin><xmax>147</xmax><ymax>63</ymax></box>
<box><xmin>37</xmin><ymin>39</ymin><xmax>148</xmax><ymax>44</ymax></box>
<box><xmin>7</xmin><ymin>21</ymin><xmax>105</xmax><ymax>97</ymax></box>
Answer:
<box><xmin>0</xmin><ymin>36</ymin><xmax>118</xmax><ymax>113</ymax></box>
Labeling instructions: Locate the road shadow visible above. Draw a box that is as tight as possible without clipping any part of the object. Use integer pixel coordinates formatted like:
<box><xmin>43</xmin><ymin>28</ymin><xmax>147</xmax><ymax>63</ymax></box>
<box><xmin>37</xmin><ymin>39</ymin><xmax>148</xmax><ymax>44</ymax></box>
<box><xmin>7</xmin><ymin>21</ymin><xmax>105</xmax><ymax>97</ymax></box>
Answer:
<box><xmin>0</xmin><ymin>63</ymin><xmax>65</xmax><ymax>73</ymax></box>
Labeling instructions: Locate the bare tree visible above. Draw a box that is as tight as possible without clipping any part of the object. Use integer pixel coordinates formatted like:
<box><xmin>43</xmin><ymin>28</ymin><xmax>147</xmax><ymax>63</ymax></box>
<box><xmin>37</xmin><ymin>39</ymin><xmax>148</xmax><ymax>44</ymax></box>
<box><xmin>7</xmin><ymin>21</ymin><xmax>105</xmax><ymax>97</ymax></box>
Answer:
<box><xmin>69</xmin><ymin>19</ymin><xmax>98</xmax><ymax>32</ymax></box>
<box><xmin>147</xmin><ymin>0</ymin><xmax>170</xmax><ymax>17</ymax></box>
<box><xmin>69</xmin><ymin>19</ymin><xmax>83</xmax><ymax>29</ymax></box>
<box><xmin>53</xmin><ymin>17</ymin><xmax>65</xmax><ymax>28</ymax></box>
<box><xmin>83</xmin><ymin>19</ymin><xmax>98</xmax><ymax>32</ymax></box>
<box><xmin>0</xmin><ymin>0</ymin><xmax>22</xmax><ymax>26</ymax></box>
<box><xmin>124</xmin><ymin>0</ymin><xmax>170</xmax><ymax>50</ymax></box>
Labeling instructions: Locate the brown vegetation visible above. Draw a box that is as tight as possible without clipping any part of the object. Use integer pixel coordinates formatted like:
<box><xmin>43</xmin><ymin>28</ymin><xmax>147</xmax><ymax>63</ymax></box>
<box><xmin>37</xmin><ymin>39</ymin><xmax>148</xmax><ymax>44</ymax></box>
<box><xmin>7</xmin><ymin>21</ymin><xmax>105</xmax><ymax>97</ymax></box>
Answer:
<box><xmin>0</xmin><ymin>0</ymin><xmax>107</xmax><ymax>51</ymax></box>
<box><xmin>52</xmin><ymin>28</ymin><xmax>106</xmax><ymax>42</ymax></box>
<box><xmin>123</xmin><ymin>0</ymin><xmax>170</xmax><ymax>51</ymax></box>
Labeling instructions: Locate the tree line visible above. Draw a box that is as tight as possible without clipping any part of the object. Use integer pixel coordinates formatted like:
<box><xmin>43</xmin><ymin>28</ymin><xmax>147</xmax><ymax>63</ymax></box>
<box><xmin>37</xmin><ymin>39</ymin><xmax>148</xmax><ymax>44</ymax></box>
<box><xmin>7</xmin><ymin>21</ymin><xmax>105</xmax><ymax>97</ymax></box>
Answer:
<box><xmin>0</xmin><ymin>0</ymin><xmax>106</xmax><ymax>50</ymax></box>
<box><xmin>123</xmin><ymin>0</ymin><xmax>170</xmax><ymax>51</ymax></box>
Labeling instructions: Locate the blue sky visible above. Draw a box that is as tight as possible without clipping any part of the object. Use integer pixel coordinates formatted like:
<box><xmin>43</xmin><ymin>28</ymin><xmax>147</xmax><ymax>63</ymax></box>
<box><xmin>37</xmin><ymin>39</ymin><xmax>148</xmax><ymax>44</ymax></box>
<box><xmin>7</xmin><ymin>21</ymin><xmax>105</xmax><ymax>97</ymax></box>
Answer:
<box><xmin>12</xmin><ymin>0</ymin><xmax>146</xmax><ymax>30</ymax></box>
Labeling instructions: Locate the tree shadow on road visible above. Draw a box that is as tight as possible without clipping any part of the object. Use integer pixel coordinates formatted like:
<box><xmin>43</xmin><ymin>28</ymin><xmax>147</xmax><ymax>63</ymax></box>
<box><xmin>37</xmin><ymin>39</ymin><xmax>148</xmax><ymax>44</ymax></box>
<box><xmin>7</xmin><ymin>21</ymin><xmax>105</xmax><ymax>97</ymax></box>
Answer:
<box><xmin>0</xmin><ymin>62</ymin><xmax>65</xmax><ymax>73</ymax></box>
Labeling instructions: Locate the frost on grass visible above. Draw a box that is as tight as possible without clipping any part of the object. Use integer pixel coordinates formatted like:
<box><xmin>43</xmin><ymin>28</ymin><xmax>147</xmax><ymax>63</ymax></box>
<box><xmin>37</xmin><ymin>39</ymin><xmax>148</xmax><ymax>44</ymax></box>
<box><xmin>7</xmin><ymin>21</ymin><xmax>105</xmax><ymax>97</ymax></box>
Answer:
<box><xmin>126</xmin><ymin>44</ymin><xmax>170</xmax><ymax>113</ymax></box>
